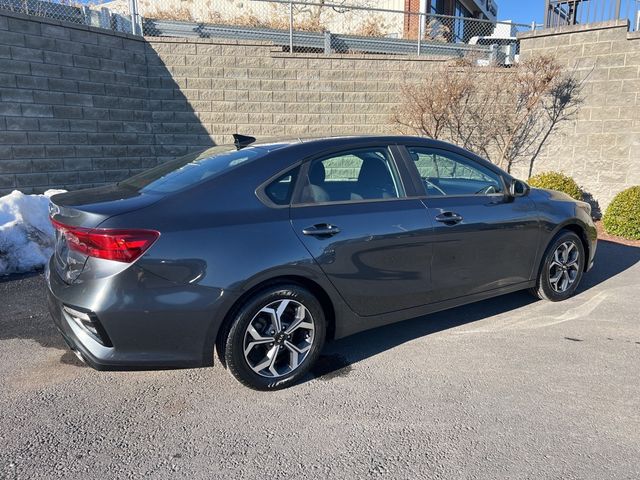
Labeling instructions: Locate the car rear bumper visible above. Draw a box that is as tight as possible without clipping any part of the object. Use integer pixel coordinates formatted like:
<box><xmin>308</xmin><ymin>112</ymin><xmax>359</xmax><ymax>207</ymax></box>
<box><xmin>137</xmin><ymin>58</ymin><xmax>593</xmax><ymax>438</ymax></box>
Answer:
<box><xmin>45</xmin><ymin>257</ymin><xmax>230</xmax><ymax>370</ymax></box>
<box><xmin>47</xmin><ymin>294</ymin><xmax>112</xmax><ymax>371</ymax></box>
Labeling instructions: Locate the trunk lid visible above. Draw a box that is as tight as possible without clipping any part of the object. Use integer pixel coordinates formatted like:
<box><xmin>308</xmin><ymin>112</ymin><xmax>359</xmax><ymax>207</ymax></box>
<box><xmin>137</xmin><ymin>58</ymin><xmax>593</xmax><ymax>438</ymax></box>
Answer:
<box><xmin>49</xmin><ymin>184</ymin><xmax>163</xmax><ymax>283</ymax></box>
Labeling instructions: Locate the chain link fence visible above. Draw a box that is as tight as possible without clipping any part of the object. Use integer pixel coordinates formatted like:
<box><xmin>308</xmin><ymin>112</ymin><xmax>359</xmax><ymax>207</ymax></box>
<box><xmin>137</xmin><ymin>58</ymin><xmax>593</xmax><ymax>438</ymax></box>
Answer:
<box><xmin>137</xmin><ymin>0</ymin><xmax>533</xmax><ymax>62</ymax></box>
<box><xmin>0</xmin><ymin>0</ymin><xmax>535</xmax><ymax>62</ymax></box>
<box><xmin>0</xmin><ymin>0</ymin><xmax>137</xmax><ymax>33</ymax></box>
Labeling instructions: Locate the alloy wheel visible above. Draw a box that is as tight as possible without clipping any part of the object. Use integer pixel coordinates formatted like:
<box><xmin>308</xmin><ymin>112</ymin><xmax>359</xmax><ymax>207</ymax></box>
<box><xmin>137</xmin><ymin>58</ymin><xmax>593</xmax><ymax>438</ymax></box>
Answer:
<box><xmin>243</xmin><ymin>299</ymin><xmax>315</xmax><ymax>378</ymax></box>
<box><xmin>549</xmin><ymin>241</ymin><xmax>580</xmax><ymax>293</ymax></box>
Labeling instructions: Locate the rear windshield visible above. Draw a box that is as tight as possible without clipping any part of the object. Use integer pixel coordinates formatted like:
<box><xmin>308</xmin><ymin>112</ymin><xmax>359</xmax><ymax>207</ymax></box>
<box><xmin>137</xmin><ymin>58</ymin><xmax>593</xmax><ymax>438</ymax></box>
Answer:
<box><xmin>120</xmin><ymin>146</ymin><xmax>265</xmax><ymax>194</ymax></box>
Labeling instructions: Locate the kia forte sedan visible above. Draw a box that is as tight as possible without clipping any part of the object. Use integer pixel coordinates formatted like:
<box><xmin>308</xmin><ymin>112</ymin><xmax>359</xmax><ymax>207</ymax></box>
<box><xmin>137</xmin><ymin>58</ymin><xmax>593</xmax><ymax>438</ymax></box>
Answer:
<box><xmin>46</xmin><ymin>135</ymin><xmax>596</xmax><ymax>390</ymax></box>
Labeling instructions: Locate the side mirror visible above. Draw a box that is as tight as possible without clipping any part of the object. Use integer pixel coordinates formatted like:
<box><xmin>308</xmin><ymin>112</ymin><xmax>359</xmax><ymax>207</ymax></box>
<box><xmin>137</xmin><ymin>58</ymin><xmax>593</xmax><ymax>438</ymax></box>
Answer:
<box><xmin>509</xmin><ymin>179</ymin><xmax>530</xmax><ymax>197</ymax></box>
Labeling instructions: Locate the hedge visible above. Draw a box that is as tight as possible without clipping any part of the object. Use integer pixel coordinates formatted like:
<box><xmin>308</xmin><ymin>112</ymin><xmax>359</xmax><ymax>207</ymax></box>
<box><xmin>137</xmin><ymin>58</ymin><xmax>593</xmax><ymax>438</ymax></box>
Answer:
<box><xmin>603</xmin><ymin>186</ymin><xmax>640</xmax><ymax>240</ymax></box>
<box><xmin>528</xmin><ymin>171</ymin><xmax>583</xmax><ymax>201</ymax></box>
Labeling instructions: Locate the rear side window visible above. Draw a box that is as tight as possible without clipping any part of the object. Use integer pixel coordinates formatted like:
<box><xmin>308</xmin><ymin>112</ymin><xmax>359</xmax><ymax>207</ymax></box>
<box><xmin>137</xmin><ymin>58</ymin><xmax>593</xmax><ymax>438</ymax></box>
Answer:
<box><xmin>297</xmin><ymin>147</ymin><xmax>405</xmax><ymax>204</ymax></box>
<box><xmin>264</xmin><ymin>167</ymin><xmax>299</xmax><ymax>206</ymax></box>
<box><xmin>121</xmin><ymin>146</ymin><xmax>265</xmax><ymax>194</ymax></box>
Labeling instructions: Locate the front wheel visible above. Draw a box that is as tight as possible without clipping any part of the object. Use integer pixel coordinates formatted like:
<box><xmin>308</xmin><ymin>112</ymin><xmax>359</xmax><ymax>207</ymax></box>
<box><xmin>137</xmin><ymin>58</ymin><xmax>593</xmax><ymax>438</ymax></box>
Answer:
<box><xmin>221</xmin><ymin>285</ymin><xmax>326</xmax><ymax>390</ymax></box>
<box><xmin>530</xmin><ymin>230</ymin><xmax>585</xmax><ymax>301</ymax></box>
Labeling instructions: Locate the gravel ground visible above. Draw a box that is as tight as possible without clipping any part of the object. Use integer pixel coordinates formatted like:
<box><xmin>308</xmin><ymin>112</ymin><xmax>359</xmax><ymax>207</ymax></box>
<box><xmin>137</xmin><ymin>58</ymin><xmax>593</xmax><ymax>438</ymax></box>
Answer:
<box><xmin>1</xmin><ymin>240</ymin><xmax>639</xmax><ymax>480</ymax></box>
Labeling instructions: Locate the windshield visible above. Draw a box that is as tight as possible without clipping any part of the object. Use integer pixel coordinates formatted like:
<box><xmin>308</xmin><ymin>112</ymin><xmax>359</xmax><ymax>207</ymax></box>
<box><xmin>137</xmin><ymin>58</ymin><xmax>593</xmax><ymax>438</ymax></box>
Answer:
<box><xmin>120</xmin><ymin>146</ymin><xmax>266</xmax><ymax>194</ymax></box>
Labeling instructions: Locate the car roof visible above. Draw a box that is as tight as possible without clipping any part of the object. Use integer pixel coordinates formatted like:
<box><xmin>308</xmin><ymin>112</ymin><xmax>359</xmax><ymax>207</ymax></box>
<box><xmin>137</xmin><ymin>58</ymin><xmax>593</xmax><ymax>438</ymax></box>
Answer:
<box><xmin>243</xmin><ymin>135</ymin><xmax>509</xmax><ymax>180</ymax></box>
<box><xmin>249</xmin><ymin>134</ymin><xmax>485</xmax><ymax>157</ymax></box>
<box><xmin>247</xmin><ymin>134</ymin><xmax>435</xmax><ymax>149</ymax></box>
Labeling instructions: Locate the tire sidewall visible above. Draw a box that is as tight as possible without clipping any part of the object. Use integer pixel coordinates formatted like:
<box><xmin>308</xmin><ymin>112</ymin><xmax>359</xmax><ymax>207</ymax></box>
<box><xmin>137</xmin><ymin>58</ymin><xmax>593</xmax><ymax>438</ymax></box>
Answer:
<box><xmin>538</xmin><ymin>232</ymin><xmax>585</xmax><ymax>301</ymax></box>
<box><xmin>224</xmin><ymin>285</ymin><xmax>326</xmax><ymax>391</ymax></box>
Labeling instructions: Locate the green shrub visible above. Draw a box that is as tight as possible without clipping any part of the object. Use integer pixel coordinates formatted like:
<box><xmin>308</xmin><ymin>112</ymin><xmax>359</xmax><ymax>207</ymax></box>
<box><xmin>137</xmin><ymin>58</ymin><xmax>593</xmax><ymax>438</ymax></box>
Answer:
<box><xmin>528</xmin><ymin>171</ymin><xmax>583</xmax><ymax>200</ymax></box>
<box><xmin>603</xmin><ymin>186</ymin><xmax>640</xmax><ymax>240</ymax></box>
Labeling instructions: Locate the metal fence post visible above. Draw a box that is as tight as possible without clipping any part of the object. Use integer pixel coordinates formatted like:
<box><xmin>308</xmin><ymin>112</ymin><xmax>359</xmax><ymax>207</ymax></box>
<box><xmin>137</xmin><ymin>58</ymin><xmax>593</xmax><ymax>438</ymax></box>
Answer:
<box><xmin>289</xmin><ymin>1</ymin><xmax>293</xmax><ymax>55</ymax></box>
<box><xmin>544</xmin><ymin>0</ymin><xmax>550</xmax><ymax>28</ymax></box>
<box><xmin>99</xmin><ymin>7</ymin><xmax>112</xmax><ymax>30</ymax></box>
<box><xmin>82</xmin><ymin>6</ymin><xmax>92</xmax><ymax>26</ymax></box>
<box><xmin>324</xmin><ymin>30</ymin><xmax>332</xmax><ymax>54</ymax></box>
<box><xmin>129</xmin><ymin>0</ymin><xmax>141</xmax><ymax>35</ymax></box>
<box><xmin>417</xmin><ymin>13</ymin><xmax>423</xmax><ymax>56</ymax></box>
<box><xmin>614</xmin><ymin>0</ymin><xmax>621</xmax><ymax>18</ymax></box>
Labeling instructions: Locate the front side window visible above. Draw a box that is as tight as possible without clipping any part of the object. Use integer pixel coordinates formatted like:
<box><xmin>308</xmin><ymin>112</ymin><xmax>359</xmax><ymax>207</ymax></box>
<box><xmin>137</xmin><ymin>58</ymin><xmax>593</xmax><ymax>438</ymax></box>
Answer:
<box><xmin>408</xmin><ymin>147</ymin><xmax>503</xmax><ymax>196</ymax></box>
<box><xmin>298</xmin><ymin>148</ymin><xmax>405</xmax><ymax>204</ymax></box>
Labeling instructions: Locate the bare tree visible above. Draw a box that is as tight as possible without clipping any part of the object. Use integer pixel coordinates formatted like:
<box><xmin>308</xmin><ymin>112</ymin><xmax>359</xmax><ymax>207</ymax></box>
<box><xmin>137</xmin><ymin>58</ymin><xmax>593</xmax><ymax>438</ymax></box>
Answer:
<box><xmin>392</xmin><ymin>61</ymin><xmax>475</xmax><ymax>142</ymax></box>
<box><xmin>393</xmin><ymin>55</ymin><xmax>584</xmax><ymax>175</ymax></box>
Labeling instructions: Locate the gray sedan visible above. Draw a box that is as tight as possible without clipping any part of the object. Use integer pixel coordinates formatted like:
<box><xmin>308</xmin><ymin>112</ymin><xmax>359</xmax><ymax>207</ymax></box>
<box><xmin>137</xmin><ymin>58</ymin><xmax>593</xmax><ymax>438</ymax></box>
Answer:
<box><xmin>46</xmin><ymin>135</ymin><xmax>597</xmax><ymax>390</ymax></box>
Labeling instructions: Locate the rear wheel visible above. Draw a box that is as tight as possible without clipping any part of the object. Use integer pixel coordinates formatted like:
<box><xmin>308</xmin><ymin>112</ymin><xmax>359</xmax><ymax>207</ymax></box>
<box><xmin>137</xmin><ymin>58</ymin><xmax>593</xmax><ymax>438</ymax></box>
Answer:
<box><xmin>530</xmin><ymin>230</ymin><xmax>585</xmax><ymax>301</ymax></box>
<box><xmin>221</xmin><ymin>285</ymin><xmax>326</xmax><ymax>390</ymax></box>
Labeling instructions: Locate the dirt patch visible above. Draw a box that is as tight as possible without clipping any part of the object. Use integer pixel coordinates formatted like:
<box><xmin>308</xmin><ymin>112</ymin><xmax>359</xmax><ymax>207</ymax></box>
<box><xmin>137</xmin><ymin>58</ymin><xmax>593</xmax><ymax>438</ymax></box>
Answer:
<box><xmin>8</xmin><ymin>345</ymin><xmax>86</xmax><ymax>392</ymax></box>
<box><xmin>595</xmin><ymin>221</ymin><xmax>640</xmax><ymax>247</ymax></box>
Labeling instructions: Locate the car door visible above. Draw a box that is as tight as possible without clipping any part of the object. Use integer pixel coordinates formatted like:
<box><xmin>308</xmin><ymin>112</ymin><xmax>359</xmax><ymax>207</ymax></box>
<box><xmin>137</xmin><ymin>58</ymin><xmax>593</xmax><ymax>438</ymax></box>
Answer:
<box><xmin>401</xmin><ymin>145</ymin><xmax>540</xmax><ymax>303</ymax></box>
<box><xmin>289</xmin><ymin>145</ymin><xmax>435</xmax><ymax>317</ymax></box>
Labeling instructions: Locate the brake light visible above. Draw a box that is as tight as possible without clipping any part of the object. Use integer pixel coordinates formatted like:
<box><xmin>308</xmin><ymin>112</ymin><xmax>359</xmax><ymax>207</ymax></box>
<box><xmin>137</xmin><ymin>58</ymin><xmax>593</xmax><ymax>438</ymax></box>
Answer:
<box><xmin>51</xmin><ymin>219</ymin><xmax>160</xmax><ymax>263</ymax></box>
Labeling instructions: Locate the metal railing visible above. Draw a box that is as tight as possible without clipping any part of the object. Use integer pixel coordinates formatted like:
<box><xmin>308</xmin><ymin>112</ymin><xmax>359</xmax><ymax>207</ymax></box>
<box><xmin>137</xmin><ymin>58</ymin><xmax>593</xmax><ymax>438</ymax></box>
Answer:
<box><xmin>140</xmin><ymin>0</ymin><xmax>533</xmax><ymax>60</ymax></box>
<box><xmin>0</xmin><ymin>0</ymin><xmax>536</xmax><ymax>60</ymax></box>
<box><xmin>545</xmin><ymin>0</ymin><xmax>640</xmax><ymax>30</ymax></box>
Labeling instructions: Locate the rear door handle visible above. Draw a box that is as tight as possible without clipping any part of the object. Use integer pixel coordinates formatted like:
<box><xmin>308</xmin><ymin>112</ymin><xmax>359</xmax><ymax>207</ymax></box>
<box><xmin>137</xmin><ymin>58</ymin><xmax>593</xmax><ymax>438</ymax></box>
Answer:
<box><xmin>434</xmin><ymin>212</ymin><xmax>463</xmax><ymax>224</ymax></box>
<box><xmin>302</xmin><ymin>224</ymin><xmax>341</xmax><ymax>237</ymax></box>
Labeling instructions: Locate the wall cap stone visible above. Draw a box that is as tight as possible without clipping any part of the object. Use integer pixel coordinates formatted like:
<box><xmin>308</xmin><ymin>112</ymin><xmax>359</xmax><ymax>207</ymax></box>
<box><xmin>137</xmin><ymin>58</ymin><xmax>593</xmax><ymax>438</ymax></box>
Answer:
<box><xmin>270</xmin><ymin>51</ymin><xmax>448</xmax><ymax>62</ymax></box>
<box><xmin>518</xmin><ymin>19</ymin><xmax>629</xmax><ymax>40</ymax></box>
<box><xmin>628</xmin><ymin>30</ymin><xmax>640</xmax><ymax>40</ymax></box>
<box><xmin>144</xmin><ymin>36</ymin><xmax>272</xmax><ymax>47</ymax></box>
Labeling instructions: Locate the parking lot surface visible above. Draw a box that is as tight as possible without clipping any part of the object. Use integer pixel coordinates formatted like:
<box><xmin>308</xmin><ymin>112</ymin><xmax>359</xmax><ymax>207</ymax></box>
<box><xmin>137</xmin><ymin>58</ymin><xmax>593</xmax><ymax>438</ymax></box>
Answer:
<box><xmin>1</xmin><ymin>240</ymin><xmax>639</xmax><ymax>480</ymax></box>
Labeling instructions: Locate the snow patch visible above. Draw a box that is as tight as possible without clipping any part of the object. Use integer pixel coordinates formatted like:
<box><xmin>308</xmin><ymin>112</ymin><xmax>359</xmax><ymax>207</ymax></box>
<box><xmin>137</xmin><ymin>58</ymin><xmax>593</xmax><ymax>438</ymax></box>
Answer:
<box><xmin>0</xmin><ymin>189</ymin><xmax>66</xmax><ymax>276</ymax></box>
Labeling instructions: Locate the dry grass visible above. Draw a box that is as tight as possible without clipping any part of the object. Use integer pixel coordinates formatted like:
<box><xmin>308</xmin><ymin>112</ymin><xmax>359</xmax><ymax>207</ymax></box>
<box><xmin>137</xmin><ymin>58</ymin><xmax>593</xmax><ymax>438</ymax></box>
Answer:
<box><xmin>138</xmin><ymin>1</ymin><xmax>326</xmax><ymax>32</ymax></box>
<box><xmin>148</xmin><ymin>5</ymin><xmax>194</xmax><ymax>22</ymax></box>
<box><xmin>354</xmin><ymin>15</ymin><xmax>389</xmax><ymax>37</ymax></box>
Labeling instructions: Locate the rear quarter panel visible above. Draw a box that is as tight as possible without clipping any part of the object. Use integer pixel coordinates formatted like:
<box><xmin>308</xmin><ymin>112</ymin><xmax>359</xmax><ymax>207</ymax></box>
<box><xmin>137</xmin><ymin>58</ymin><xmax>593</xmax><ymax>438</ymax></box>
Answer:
<box><xmin>92</xmin><ymin>152</ymin><xmax>351</xmax><ymax>348</ymax></box>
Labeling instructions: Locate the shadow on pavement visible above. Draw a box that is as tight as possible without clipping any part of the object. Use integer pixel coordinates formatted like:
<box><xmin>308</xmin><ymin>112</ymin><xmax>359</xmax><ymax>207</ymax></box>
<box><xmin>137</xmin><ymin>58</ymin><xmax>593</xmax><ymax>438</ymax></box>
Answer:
<box><xmin>576</xmin><ymin>241</ymin><xmax>640</xmax><ymax>292</ymax></box>
<box><xmin>310</xmin><ymin>240</ymin><xmax>640</xmax><ymax>380</ymax></box>
<box><xmin>1</xmin><ymin>241</ymin><xmax>638</xmax><ymax>378</ymax></box>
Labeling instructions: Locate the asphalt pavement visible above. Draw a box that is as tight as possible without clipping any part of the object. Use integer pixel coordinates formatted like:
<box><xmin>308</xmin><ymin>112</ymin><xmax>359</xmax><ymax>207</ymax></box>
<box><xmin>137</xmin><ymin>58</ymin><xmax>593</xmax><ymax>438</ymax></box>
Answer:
<box><xmin>1</xmin><ymin>240</ymin><xmax>639</xmax><ymax>479</ymax></box>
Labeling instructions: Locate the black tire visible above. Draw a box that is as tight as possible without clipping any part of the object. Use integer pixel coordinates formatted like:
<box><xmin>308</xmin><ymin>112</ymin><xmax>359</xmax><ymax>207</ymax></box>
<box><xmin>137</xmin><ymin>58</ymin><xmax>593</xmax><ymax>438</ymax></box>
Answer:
<box><xmin>220</xmin><ymin>284</ymin><xmax>326</xmax><ymax>391</ymax></box>
<box><xmin>530</xmin><ymin>230</ymin><xmax>585</xmax><ymax>302</ymax></box>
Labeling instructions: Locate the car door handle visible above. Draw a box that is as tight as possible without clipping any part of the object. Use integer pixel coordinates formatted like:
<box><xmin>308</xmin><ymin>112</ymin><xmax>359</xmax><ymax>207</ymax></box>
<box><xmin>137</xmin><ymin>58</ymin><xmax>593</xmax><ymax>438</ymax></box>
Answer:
<box><xmin>302</xmin><ymin>224</ymin><xmax>341</xmax><ymax>236</ymax></box>
<box><xmin>434</xmin><ymin>212</ymin><xmax>463</xmax><ymax>224</ymax></box>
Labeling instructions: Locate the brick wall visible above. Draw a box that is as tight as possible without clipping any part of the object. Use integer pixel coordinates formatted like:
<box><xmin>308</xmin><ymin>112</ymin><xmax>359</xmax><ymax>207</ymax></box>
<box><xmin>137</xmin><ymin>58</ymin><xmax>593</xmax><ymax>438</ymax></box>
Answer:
<box><xmin>0</xmin><ymin>11</ymin><xmax>215</xmax><ymax>194</ymax></box>
<box><xmin>145</xmin><ymin>37</ymin><xmax>436</xmax><ymax>142</ymax></box>
<box><xmin>0</xmin><ymin>10</ymin><xmax>440</xmax><ymax>195</ymax></box>
<box><xmin>518</xmin><ymin>20</ymin><xmax>640</xmax><ymax>211</ymax></box>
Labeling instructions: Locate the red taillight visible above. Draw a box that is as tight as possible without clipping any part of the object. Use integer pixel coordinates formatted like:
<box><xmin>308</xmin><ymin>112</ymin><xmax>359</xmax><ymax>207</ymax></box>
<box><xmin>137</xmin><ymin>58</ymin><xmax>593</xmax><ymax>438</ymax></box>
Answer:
<box><xmin>51</xmin><ymin>219</ymin><xmax>160</xmax><ymax>263</ymax></box>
